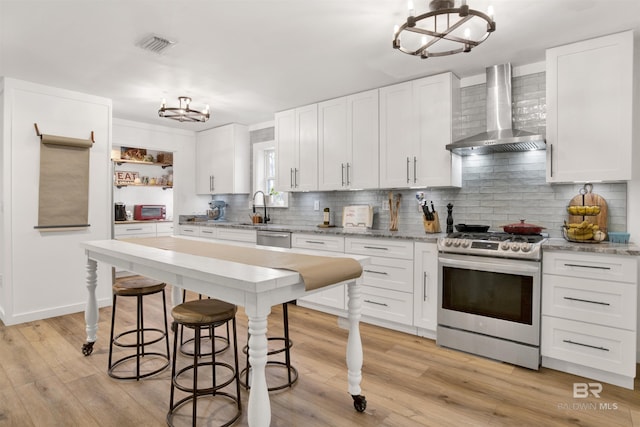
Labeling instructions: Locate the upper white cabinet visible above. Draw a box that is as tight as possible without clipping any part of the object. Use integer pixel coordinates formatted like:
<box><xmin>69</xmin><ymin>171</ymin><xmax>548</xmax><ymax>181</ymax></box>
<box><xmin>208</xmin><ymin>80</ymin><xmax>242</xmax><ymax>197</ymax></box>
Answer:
<box><xmin>275</xmin><ymin>104</ymin><xmax>318</xmax><ymax>192</ymax></box>
<box><xmin>318</xmin><ymin>89</ymin><xmax>379</xmax><ymax>190</ymax></box>
<box><xmin>546</xmin><ymin>30</ymin><xmax>633</xmax><ymax>183</ymax></box>
<box><xmin>379</xmin><ymin>72</ymin><xmax>461</xmax><ymax>189</ymax></box>
<box><xmin>196</xmin><ymin>123</ymin><xmax>250</xmax><ymax>194</ymax></box>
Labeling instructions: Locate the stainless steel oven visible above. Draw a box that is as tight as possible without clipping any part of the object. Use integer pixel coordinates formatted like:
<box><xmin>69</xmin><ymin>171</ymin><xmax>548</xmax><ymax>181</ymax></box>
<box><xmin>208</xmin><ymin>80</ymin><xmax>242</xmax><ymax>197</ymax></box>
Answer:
<box><xmin>437</xmin><ymin>232</ymin><xmax>544</xmax><ymax>370</ymax></box>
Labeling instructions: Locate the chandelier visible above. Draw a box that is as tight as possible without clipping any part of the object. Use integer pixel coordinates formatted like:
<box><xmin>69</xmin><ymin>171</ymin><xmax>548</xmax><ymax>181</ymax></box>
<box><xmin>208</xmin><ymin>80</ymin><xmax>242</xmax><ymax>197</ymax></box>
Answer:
<box><xmin>393</xmin><ymin>0</ymin><xmax>495</xmax><ymax>59</ymax></box>
<box><xmin>158</xmin><ymin>96</ymin><xmax>210</xmax><ymax>122</ymax></box>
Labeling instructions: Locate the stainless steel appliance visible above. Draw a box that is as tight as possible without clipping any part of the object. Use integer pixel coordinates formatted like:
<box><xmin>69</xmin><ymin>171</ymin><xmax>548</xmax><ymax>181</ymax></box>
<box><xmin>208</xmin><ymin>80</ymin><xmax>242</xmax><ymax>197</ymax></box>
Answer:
<box><xmin>133</xmin><ymin>204</ymin><xmax>166</xmax><ymax>220</ymax></box>
<box><xmin>256</xmin><ymin>230</ymin><xmax>291</xmax><ymax>249</ymax></box>
<box><xmin>437</xmin><ymin>231</ymin><xmax>545</xmax><ymax>370</ymax></box>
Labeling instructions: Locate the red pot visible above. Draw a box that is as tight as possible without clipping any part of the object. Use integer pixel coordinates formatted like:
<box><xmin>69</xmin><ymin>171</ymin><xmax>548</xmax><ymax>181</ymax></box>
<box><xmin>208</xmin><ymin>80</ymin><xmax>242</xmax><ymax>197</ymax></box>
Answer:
<box><xmin>502</xmin><ymin>219</ymin><xmax>545</xmax><ymax>235</ymax></box>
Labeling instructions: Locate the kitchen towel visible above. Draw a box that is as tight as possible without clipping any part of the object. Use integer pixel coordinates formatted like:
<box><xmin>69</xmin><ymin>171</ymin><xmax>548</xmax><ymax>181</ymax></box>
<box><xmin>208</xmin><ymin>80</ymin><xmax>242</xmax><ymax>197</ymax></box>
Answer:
<box><xmin>122</xmin><ymin>236</ymin><xmax>364</xmax><ymax>291</ymax></box>
<box><xmin>37</xmin><ymin>134</ymin><xmax>93</xmax><ymax>229</ymax></box>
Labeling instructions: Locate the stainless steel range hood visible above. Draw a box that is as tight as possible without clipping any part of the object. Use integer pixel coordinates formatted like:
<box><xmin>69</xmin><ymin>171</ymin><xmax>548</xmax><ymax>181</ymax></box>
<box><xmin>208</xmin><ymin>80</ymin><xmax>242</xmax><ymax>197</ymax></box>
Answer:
<box><xmin>446</xmin><ymin>63</ymin><xmax>546</xmax><ymax>156</ymax></box>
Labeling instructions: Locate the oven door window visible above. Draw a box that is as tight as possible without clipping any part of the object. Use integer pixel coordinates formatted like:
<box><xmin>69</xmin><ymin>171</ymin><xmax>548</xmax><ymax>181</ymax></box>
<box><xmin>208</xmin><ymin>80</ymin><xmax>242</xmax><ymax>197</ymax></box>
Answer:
<box><xmin>442</xmin><ymin>266</ymin><xmax>533</xmax><ymax>324</ymax></box>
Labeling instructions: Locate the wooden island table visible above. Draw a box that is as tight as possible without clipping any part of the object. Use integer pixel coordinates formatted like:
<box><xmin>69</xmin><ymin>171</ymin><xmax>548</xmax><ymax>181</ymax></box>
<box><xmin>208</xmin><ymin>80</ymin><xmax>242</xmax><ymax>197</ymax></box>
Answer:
<box><xmin>80</xmin><ymin>236</ymin><xmax>369</xmax><ymax>427</ymax></box>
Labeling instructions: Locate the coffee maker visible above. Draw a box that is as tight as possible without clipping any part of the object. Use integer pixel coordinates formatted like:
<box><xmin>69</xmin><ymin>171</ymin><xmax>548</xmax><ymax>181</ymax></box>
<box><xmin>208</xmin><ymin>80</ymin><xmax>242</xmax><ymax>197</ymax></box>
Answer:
<box><xmin>114</xmin><ymin>202</ymin><xmax>127</xmax><ymax>221</ymax></box>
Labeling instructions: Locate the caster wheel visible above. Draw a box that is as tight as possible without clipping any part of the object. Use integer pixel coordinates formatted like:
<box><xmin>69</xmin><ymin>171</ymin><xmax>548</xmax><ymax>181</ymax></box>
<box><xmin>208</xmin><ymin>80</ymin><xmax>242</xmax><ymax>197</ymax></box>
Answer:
<box><xmin>81</xmin><ymin>341</ymin><xmax>94</xmax><ymax>356</ymax></box>
<box><xmin>352</xmin><ymin>394</ymin><xmax>367</xmax><ymax>412</ymax></box>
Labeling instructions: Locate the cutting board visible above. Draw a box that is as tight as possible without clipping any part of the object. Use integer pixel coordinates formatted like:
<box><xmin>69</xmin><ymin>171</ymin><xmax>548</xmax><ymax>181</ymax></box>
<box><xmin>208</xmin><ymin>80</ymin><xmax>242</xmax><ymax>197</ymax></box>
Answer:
<box><xmin>567</xmin><ymin>184</ymin><xmax>608</xmax><ymax>232</ymax></box>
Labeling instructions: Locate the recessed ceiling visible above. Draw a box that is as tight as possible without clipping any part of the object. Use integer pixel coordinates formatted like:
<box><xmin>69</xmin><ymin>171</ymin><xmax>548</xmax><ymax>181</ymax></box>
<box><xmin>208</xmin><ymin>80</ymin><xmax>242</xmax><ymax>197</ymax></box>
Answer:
<box><xmin>2</xmin><ymin>0</ymin><xmax>639</xmax><ymax>131</ymax></box>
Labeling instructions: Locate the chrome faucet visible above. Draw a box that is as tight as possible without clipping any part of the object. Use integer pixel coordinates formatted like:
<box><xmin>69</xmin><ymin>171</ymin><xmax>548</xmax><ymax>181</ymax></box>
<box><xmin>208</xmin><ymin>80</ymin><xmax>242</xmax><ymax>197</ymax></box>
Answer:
<box><xmin>252</xmin><ymin>191</ymin><xmax>270</xmax><ymax>224</ymax></box>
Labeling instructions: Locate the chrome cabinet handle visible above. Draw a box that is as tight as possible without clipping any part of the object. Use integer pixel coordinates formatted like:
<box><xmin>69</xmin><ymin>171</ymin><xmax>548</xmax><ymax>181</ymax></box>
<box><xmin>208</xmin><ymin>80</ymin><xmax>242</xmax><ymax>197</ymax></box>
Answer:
<box><xmin>364</xmin><ymin>299</ymin><xmax>388</xmax><ymax>307</ymax></box>
<box><xmin>406</xmin><ymin>157</ymin><xmax>410</xmax><ymax>183</ymax></box>
<box><xmin>364</xmin><ymin>246</ymin><xmax>388</xmax><ymax>250</ymax></box>
<box><xmin>305</xmin><ymin>240</ymin><xmax>326</xmax><ymax>245</ymax></box>
<box><xmin>563</xmin><ymin>296</ymin><xmax>610</xmax><ymax>306</ymax></box>
<box><xmin>549</xmin><ymin>143</ymin><xmax>553</xmax><ymax>178</ymax></box>
<box><xmin>341</xmin><ymin>163</ymin><xmax>346</xmax><ymax>187</ymax></box>
<box><xmin>423</xmin><ymin>271</ymin><xmax>428</xmax><ymax>302</ymax></box>
<box><xmin>563</xmin><ymin>263</ymin><xmax>611</xmax><ymax>270</ymax></box>
<box><xmin>413</xmin><ymin>156</ymin><xmax>417</xmax><ymax>183</ymax></box>
<box><xmin>294</xmin><ymin>168</ymin><xmax>299</xmax><ymax>188</ymax></box>
<box><xmin>563</xmin><ymin>339</ymin><xmax>609</xmax><ymax>352</ymax></box>
<box><xmin>125</xmin><ymin>227</ymin><xmax>143</xmax><ymax>231</ymax></box>
<box><xmin>201</xmin><ymin>229</ymin><xmax>214</xmax><ymax>234</ymax></box>
<box><xmin>346</xmin><ymin>162</ymin><xmax>351</xmax><ymax>186</ymax></box>
<box><xmin>364</xmin><ymin>269</ymin><xmax>388</xmax><ymax>275</ymax></box>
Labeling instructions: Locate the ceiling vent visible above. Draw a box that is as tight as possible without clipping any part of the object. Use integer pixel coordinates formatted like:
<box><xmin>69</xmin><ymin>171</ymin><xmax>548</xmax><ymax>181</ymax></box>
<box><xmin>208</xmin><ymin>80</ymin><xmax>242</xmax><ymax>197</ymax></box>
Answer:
<box><xmin>136</xmin><ymin>34</ymin><xmax>176</xmax><ymax>54</ymax></box>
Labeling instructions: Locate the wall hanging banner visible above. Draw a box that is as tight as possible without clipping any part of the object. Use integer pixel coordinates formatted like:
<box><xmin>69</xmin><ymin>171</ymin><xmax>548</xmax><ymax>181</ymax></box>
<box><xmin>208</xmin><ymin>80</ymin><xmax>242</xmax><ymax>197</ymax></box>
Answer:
<box><xmin>36</xmin><ymin>134</ymin><xmax>93</xmax><ymax>229</ymax></box>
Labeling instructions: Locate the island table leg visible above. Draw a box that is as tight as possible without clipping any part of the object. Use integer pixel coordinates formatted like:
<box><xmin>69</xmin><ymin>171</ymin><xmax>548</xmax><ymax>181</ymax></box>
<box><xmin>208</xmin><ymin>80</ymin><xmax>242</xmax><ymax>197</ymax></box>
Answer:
<box><xmin>82</xmin><ymin>258</ymin><xmax>98</xmax><ymax>356</ymax></box>
<box><xmin>347</xmin><ymin>280</ymin><xmax>366</xmax><ymax>412</ymax></box>
<box><xmin>246</xmin><ymin>312</ymin><xmax>270</xmax><ymax>427</ymax></box>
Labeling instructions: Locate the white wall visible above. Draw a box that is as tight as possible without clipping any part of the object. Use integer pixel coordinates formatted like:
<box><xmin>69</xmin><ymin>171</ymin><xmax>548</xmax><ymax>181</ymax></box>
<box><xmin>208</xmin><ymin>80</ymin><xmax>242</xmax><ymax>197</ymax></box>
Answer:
<box><xmin>1</xmin><ymin>78</ymin><xmax>113</xmax><ymax>325</ymax></box>
<box><xmin>112</xmin><ymin>118</ymin><xmax>204</xmax><ymax>220</ymax></box>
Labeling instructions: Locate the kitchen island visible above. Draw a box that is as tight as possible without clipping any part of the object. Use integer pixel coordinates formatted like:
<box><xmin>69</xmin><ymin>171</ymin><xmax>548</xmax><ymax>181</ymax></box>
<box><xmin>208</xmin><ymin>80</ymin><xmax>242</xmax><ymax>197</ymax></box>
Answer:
<box><xmin>80</xmin><ymin>236</ymin><xmax>369</xmax><ymax>427</ymax></box>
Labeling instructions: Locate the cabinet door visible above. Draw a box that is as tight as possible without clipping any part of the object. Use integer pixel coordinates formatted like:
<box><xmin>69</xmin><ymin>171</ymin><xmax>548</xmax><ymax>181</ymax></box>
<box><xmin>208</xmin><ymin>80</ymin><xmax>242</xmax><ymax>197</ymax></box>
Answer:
<box><xmin>195</xmin><ymin>129</ymin><xmax>216</xmax><ymax>194</ymax></box>
<box><xmin>295</xmin><ymin>104</ymin><xmax>318</xmax><ymax>192</ymax></box>
<box><xmin>318</xmin><ymin>97</ymin><xmax>348</xmax><ymax>190</ymax></box>
<box><xmin>348</xmin><ymin>89</ymin><xmax>379</xmax><ymax>189</ymax></box>
<box><xmin>379</xmin><ymin>81</ymin><xmax>415</xmax><ymax>188</ymax></box>
<box><xmin>546</xmin><ymin>31</ymin><xmax>633</xmax><ymax>183</ymax></box>
<box><xmin>209</xmin><ymin>125</ymin><xmax>234</xmax><ymax>194</ymax></box>
<box><xmin>275</xmin><ymin>109</ymin><xmax>296</xmax><ymax>191</ymax></box>
<box><xmin>413</xmin><ymin>242</ymin><xmax>438</xmax><ymax>332</ymax></box>
<box><xmin>414</xmin><ymin>73</ymin><xmax>461</xmax><ymax>188</ymax></box>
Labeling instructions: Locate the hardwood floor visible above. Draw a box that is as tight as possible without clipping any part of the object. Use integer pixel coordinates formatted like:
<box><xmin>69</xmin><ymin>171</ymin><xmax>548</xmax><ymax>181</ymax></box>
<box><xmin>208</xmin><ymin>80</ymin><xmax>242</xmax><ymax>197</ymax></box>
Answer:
<box><xmin>1</xmin><ymin>287</ymin><xmax>639</xmax><ymax>426</ymax></box>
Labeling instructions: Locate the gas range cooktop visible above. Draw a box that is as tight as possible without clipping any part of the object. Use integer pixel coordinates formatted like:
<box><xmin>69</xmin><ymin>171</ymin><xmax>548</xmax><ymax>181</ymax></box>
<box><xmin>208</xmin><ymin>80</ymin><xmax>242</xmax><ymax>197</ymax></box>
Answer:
<box><xmin>438</xmin><ymin>232</ymin><xmax>546</xmax><ymax>260</ymax></box>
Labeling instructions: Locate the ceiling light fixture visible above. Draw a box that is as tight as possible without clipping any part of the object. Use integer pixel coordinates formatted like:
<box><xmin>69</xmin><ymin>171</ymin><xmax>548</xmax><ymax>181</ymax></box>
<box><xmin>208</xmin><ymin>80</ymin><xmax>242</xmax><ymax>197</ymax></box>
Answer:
<box><xmin>158</xmin><ymin>97</ymin><xmax>210</xmax><ymax>123</ymax></box>
<box><xmin>393</xmin><ymin>0</ymin><xmax>495</xmax><ymax>59</ymax></box>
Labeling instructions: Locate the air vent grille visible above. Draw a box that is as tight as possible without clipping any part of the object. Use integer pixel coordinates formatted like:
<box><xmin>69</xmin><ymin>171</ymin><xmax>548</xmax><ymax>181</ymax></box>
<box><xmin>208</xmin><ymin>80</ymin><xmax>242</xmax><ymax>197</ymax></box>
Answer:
<box><xmin>136</xmin><ymin>34</ymin><xmax>176</xmax><ymax>54</ymax></box>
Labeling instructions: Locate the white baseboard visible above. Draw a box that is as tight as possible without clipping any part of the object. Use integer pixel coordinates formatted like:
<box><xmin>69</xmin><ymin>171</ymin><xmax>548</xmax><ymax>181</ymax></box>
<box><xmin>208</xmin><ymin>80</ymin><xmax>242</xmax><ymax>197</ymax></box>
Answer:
<box><xmin>1</xmin><ymin>297</ymin><xmax>112</xmax><ymax>326</ymax></box>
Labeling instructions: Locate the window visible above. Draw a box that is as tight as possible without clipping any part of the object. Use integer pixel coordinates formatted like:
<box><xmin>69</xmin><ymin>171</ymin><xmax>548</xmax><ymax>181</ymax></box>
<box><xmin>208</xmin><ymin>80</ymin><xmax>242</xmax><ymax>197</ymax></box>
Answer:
<box><xmin>253</xmin><ymin>141</ymin><xmax>288</xmax><ymax>207</ymax></box>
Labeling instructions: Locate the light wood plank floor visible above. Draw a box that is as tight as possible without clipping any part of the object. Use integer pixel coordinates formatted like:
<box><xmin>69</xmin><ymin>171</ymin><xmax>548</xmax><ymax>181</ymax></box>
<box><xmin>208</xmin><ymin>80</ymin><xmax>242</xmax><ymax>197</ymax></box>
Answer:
<box><xmin>1</xmin><ymin>287</ymin><xmax>639</xmax><ymax>426</ymax></box>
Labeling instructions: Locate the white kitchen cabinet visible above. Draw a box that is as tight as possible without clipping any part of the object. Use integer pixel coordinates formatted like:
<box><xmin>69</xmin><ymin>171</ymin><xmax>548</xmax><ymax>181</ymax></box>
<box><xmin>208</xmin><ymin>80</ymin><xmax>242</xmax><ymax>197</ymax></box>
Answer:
<box><xmin>546</xmin><ymin>30</ymin><xmax>633</xmax><ymax>183</ymax></box>
<box><xmin>318</xmin><ymin>89</ymin><xmax>379</xmax><ymax>190</ymax></box>
<box><xmin>196</xmin><ymin>123</ymin><xmax>250</xmax><ymax>194</ymax></box>
<box><xmin>155</xmin><ymin>222</ymin><xmax>175</xmax><ymax>236</ymax></box>
<box><xmin>215</xmin><ymin>227</ymin><xmax>257</xmax><ymax>244</ymax></box>
<box><xmin>541</xmin><ymin>250</ymin><xmax>637</xmax><ymax>389</ymax></box>
<box><xmin>379</xmin><ymin>72</ymin><xmax>461</xmax><ymax>189</ymax></box>
<box><xmin>275</xmin><ymin>104</ymin><xmax>318</xmax><ymax>192</ymax></box>
<box><xmin>197</xmin><ymin>226</ymin><xmax>217</xmax><ymax>239</ymax></box>
<box><xmin>294</xmin><ymin>233</ymin><xmax>346</xmax><ymax>313</ymax></box>
<box><xmin>413</xmin><ymin>242</ymin><xmax>438</xmax><ymax>337</ymax></box>
<box><xmin>114</xmin><ymin>222</ymin><xmax>157</xmax><ymax>238</ymax></box>
<box><xmin>345</xmin><ymin>237</ymin><xmax>414</xmax><ymax>326</ymax></box>
<box><xmin>178</xmin><ymin>224</ymin><xmax>199</xmax><ymax>236</ymax></box>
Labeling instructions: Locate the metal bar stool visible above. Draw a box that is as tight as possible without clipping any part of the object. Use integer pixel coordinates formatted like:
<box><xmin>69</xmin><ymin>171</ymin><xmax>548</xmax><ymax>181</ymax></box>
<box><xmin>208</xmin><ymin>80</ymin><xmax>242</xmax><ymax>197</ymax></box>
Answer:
<box><xmin>107</xmin><ymin>275</ymin><xmax>170</xmax><ymax>380</ymax></box>
<box><xmin>168</xmin><ymin>299</ymin><xmax>241</xmax><ymax>427</ymax></box>
<box><xmin>179</xmin><ymin>290</ymin><xmax>230</xmax><ymax>357</ymax></box>
<box><xmin>240</xmin><ymin>302</ymin><xmax>298</xmax><ymax>391</ymax></box>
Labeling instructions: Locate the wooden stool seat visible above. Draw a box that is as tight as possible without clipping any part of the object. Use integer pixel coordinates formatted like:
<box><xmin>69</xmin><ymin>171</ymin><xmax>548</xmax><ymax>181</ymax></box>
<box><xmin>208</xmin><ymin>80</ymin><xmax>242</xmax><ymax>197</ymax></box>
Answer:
<box><xmin>113</xmin><ymin>276</ymin><xmax>166</xmax><ymax>296</ymax></box>
<box><xmin>172</xmin><ymin>299</ymin><xmax>237</xmax><ymax>326</ymax></box>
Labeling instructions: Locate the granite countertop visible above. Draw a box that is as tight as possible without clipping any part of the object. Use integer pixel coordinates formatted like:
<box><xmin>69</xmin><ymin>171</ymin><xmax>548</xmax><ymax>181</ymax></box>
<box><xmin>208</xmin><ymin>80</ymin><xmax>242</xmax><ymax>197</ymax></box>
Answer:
<box><xmin>179</xmin><ymin>220</ymin><xmax>639</xmax><ymax>256</ymax></box>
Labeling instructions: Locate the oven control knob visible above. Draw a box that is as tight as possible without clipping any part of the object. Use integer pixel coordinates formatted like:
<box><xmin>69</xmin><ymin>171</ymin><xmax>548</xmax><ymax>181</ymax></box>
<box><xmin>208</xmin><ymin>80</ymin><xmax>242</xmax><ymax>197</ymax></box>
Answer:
<box><xmin>510</xmin><ymin>243</ymin><xmax>521</xmax><ymax>252</ymax></box>
<box><xmin>453</xmin><ymin>239</ymin><xmax>461</xmax><ymax>247</ymax></box>
<box><xmin>500</xmin><ymin>242</ymin><xmax>510</xmax><ymax>251</ymax></box>
<box><xmin>443</xmin><ymin>239</ymin><xmax>453</xmax><ymax>247</ymax></box>
<box><xmin>520</xmin><ymin>243</ymin><xmax>532</xmax><ymax>252</ymax></box>
<box><xmin>460</xmin><ymin>240</ymin><xmax>470</xmax><ymax>248</ymax></box>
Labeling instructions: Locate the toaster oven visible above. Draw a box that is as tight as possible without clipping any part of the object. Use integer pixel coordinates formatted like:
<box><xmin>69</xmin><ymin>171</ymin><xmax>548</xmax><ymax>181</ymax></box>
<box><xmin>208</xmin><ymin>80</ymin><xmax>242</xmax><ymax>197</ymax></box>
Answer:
<box><xmin>133</xmin><ymin>204</ymin><xmax>166</xmax><ymax>220</ymax></box>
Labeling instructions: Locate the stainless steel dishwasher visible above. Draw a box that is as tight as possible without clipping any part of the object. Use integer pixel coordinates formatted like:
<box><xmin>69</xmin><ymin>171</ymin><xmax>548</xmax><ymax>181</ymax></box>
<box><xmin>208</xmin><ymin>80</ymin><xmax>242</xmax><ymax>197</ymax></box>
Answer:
<box><xmin>256</xmin><ymin>230</ymin><xmax>291</xmax><ymax>248</ymax></box>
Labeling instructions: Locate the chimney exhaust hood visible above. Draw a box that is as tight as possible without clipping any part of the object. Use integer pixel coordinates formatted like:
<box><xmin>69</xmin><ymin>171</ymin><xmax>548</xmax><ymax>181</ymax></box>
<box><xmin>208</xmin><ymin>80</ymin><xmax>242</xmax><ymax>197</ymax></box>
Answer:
<box><xmin>446</xmin><ymin>63</ymin><xmax>546</xmax><ymax>156</ymax></box>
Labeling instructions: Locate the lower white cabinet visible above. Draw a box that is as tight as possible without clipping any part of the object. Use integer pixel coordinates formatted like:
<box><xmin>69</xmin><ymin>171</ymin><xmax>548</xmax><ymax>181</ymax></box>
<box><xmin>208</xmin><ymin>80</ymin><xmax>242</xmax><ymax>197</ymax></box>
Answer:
<box><xmin>413</xmin><ymin>242</ymin><xmax>438</xmax><ymax>337</ymax></box>
<box><xmin>294</xmin><ymin>234</ymin><xmax>346</xmax><ymax>313</ymax></box>
<box><xmin>156</xmin><ymin>222</ymin><xmax>174</xmax><ymax>236</ymax></box>
<box><xmin>346</xmin><ymin>237</ymin><xmax>414</xmax><ymax>327</ymax></box>
<box><xmin>114</xmin><ymin>221</ymin><xmax>174</xmax><ymax>238</ymax></box>
<box><xmin>178</xmin><ymin>225</ymin><xmax>257</xmax><ymax>245</ymax></box>
<box><xmin>178</xmin><ymin>224</ymin><xmax>198</xmax><ymax>236</ymax></box>
<box><xmin>541</xmin><ymin>250</ymin><xmax>638</xmax><ymax>389</ymax></box>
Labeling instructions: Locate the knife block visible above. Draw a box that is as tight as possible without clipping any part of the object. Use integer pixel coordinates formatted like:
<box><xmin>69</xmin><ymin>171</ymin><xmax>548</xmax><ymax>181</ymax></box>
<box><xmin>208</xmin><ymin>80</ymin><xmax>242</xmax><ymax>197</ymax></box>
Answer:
<box><xmin>423</xmin><ymin>212</ymin><xmax>441</xmax><ymax>233</ymax></box>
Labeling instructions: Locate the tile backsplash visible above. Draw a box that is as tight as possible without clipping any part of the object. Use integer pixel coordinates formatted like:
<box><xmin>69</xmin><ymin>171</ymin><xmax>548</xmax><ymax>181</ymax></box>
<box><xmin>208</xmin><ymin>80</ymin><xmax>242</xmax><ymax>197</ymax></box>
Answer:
<box><xmin>219</xmin><ymin>71</ymin><xmax>627</xmax><ymax>238</ymax></box>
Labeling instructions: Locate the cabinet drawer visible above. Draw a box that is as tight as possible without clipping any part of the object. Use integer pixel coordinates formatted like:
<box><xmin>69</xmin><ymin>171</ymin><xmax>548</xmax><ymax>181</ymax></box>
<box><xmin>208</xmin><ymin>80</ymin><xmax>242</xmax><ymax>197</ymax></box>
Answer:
<box><xmin>543</xmin><ymin>251</ymin><xmax>637</xmax><ymax>283</ymax></box>
<box><xmin>541</xmin><ymin>316</ymin><xmax>636</xmax><ymax>376</ymax></box>
<box><xmin>543</xmin><ymin>274</ymin><xmax>636</xmax><ymax>329</ymax></box>
<box><xmin>197</xmin><ymin>227</ymin><xmax>217</xmax><ymax>238</ymax></box>
<box><xmin>362</xmin><ymin>257</ymin><xmax>413</xmax><ymax>293</ymax></box>
<box><xmin>345</xmin><ymin>238</ymin><xmax>413</xmax><ymax>259</ymax></box>
<box><xmin>216</xmin><ymin>228</ymin><xmax>257</xmax><ymax>243</ymax></box>
<box><xmin>360</xmin><ymin>286</ymin><xmax>413</xmax><ymax>326</ymax></box>
<box><xmin>156</xmin><ymin>222</ymin><xmax>174</xmax><ymax>236</ymax></box>
<box><xmin>178</xmin><ymin>225</ymin><xmax>199</xmax><ymax>236</ymax></box>
<box><xmin>292</xmin><ymin>233</ymin><xmax>345</xmax><ymax>252</ymax></box>
<box><xmin>114</xmin><ymin>223</ymin><xmax>156</xmax><ymax>237</ymax></box>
